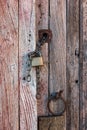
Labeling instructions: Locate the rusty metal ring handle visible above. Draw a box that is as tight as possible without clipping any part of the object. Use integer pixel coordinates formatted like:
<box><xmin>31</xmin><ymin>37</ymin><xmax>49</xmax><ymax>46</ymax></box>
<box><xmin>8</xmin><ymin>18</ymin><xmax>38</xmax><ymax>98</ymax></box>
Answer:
<box><xmin>47</xmin><ymin>90</ymin><xmax>66</xmax><ymax>116</ymax></box>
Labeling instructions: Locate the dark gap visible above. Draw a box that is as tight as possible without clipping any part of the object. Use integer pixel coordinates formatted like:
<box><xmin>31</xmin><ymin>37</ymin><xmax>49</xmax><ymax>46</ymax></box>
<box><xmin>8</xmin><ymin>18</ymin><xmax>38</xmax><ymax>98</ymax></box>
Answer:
<box><xmin>66</xmin><ymin>0</ymin><xmax>71</xmax><ymax>129</ymax></box>
<box><xmin>18</xmin><ymin>0</ymin><xmax>20</xmax><ymax>130</ymax></box>
<box><xmin>79</xmin><ymin>0</ymin><xmax>83</xmax><ymax>129</ymax></box>
<box><xmin>48</xmin><ymin>0</ymin><xmax>51</xmax><ymax>116</ymax></box>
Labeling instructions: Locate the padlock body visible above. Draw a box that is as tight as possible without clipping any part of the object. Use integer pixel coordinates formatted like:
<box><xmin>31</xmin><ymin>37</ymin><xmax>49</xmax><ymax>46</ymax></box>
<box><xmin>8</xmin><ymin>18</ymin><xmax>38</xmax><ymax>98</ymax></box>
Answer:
<box><xmin>32</xmin><ymin>57</ymin><xmax>43</xmax><ymax>67</ymax></box>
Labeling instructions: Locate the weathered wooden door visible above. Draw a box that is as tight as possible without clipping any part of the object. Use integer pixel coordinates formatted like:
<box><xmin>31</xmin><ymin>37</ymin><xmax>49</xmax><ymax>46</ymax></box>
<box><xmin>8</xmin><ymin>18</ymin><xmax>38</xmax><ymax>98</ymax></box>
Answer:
<box><xmin>0</xmin><ymin>0</ymin><xmax>87</xmax><ymax>130</ymax></box>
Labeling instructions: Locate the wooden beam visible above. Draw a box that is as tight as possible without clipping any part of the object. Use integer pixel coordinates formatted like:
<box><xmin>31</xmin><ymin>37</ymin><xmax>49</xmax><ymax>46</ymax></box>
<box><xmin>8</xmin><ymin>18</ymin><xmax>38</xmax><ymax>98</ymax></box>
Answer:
<box><xmin>66</xmin><ymin>0</ymin><xmax>80</xmax><ymax>129</ymax></box>
<box><xmin>19</xmin><ymin>0</ymin><xmax>37</xmax><ymax>129</ymax></box>
<box><xmin>0</xmin><ymin>0</ymin><xmax>19</xmax><ymax>129</ymax></box>
<box><xmin>50</xmin><ymin>0</ymin><xmax>66</xmax><ymax>103</ymax></box>
<box><xmin>36</xmin><ymin>0</ymin><xmax>49</xmax><ymax>116</ymax></box>
<box><xmin>50</xmin><ymin>0</ymin><xmax>66</xmax><ymax>128</ymax></box>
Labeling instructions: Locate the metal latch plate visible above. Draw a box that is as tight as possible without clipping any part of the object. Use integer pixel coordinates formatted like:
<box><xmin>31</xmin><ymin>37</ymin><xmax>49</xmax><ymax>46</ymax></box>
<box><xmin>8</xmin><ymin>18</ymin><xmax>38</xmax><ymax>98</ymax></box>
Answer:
<box><xmin>38</xmin><ymin>116</ymin><xmax>65</xmax><ymax>130</ymax></box>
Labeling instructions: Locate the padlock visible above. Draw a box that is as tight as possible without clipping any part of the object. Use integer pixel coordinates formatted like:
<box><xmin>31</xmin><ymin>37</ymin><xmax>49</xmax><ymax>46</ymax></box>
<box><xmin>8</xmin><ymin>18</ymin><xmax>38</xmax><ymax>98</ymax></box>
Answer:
<box><xmin>32</xmin><ymin>57</ymin><xmax>44</xmax><ymax>67</ymax></box>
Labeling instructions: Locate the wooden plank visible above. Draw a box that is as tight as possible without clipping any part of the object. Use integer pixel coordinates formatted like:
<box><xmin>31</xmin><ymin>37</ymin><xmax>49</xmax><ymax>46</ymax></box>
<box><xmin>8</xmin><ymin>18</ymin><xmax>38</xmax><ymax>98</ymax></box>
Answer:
<box><xmin>19</xmin><ymin>0</ymin><xmax>37</xmax><ymax>130</ymax></box>
<box><xmin>66</xmin><ymin>0</ymin><xmax>80</xmax><ymax>129</ymax></box>
<box><xmin>49</xmin><ymin>0</ymin><xmax>66</xmax><ymax>128</ymax></box>
<box><xmin>49</xmin><ymin>0</ymin><xmax>66</xmax><ymax>109</ymax></box>
<box><xmin>80</xmin><ymin>0</ymin><xmax>87</xmax><ymax>129</ymax></box>
<box><xmin>36</xmin><ymin>0</ymin><xmax>49</xmax><ymax>116</ymax></box>
<box><xmin>0</xmin><ymin>0</ymin><xmax>19</xmax><ymax>129</ymax></box>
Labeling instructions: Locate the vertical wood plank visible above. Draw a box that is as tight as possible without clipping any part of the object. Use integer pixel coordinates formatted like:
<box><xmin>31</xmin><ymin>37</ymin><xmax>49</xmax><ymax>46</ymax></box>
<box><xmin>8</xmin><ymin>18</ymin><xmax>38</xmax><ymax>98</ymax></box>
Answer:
<box><xmin>80</xmin><ymin>0</ymin><xmax>87</xmax><ymax>129</ymax></box>
<box><xmin>0</xmin><ymin>0</ymin><xmax>19</xmax><ymax>129</ymax></box>
<box><xmin>50</xmin><ymin>0</ymin><xmax>66</xmax><ymax>101</ymax></box>
<box><xmin>36</xmin><ymin>0</ymin><xmax>49</xmax><ymax>116</ymax></box>
<box><xmin>19</xmin><ymin>0</ymin><xmax>37</xmax><ymax>130</ymax></box>
<box><xmin>66</xmin><ymin>0</ymin><xmax>80</xmax><ymax>129</ymax></box>
<box><xmin>50</xmin><ymin>0</ymin><xmax>66</xmax><ymax>127</ymax></box>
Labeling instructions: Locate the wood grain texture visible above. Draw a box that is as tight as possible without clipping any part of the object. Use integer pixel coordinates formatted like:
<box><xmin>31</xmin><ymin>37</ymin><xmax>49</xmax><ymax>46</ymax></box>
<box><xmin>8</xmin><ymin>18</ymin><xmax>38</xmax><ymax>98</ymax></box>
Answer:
<box><xmin>19</xmin><ymin>0</ymin><xmax>37</xmax><ymax>130</ymax></box>
<box><xmin>66</xmin><ymin>0</ymin><xmax>80</xmax><ymax>129</ymax></box>
<box><xmin>36</xmin><ymin>0</ymin><xmax>49</xmax><ymax>116</ymax></box>
<box><xmin>50</xmin><ymin>0</ymin><xmax>66</xmax><ymax>121</ymax></box>
<box><xmin>0</xmin><ymin>0</ymin><xmax>19</xmax><ymax>129</ymax></box>
<box><xmin>80</xmin><ymin>0</ymin><xmax>87</xmax><ymax>129</ymax></box>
